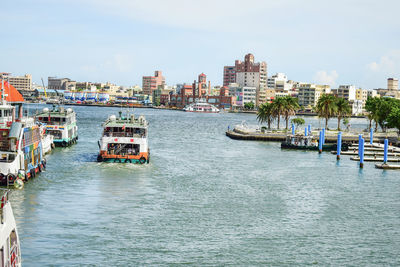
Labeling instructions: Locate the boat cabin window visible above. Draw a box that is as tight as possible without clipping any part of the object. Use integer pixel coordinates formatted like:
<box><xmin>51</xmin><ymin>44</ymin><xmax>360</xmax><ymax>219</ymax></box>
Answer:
<box><xmin>47</xmin><ymin>129</ymin><xmax>62</xmax><ymax>139</ymax></box>
<box><xmin>107</xmin><ymin>143</ymin><xmax>140</xmax><ymax>156</ymax></box>
<box><xmin>1</xmin><ymin>110</ymin><xmax>11</xmax><ymax>117</ymax></box>
<box><xmin>104</xmin><ymin>127</ymin><xmax>146</xmax><ymax>137</ymax></box>
<box><xmin>37</xmin><ymin>116</ymin><xmax>66</xmax><ymax>125</ymax></box>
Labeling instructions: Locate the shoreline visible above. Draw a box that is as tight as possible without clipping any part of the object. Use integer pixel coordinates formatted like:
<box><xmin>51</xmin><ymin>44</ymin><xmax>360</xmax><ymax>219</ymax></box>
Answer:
<box><xmin>26</xmin><ymin>102</ymin><xmax>367</xmax><ymax>118</ymax></box>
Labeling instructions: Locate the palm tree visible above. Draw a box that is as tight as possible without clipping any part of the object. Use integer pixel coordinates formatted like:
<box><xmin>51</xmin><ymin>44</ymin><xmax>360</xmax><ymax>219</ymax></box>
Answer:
<box><xmin>282</xmin><ymin>96</ymin><xmax>300</xmax><ymax>130</ymax></box>
<box><xmin>316</xmin><ymin>94</ymin><xmax>337</xmax><ymax>129</ymax></box>
<box><xmin>365</xmin><ymin>97</ymin><xmax>380</xmax><ymax>131</ymax></box>
<box><xmin>335</xmin><ymin>97</ymin><xmax>352</xmax><ymax>130</ymax></box>
<box><xmin>271</xmin><ymin>97</ymin><xmax>286</xmax><ymax>129</ymax></box>
<box><xmin>257</xmin><ymin>102</ymin><xmax>274</xmax><ymax>129</ymax></box>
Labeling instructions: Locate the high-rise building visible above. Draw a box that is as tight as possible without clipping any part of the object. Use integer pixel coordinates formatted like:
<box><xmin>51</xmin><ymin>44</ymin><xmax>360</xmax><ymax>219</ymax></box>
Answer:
<box><xmin>223</xmin><ymin>66</ymin><xmax>236</xmax><ymax>86</ymax></box>
<box><xmin>223</xmin><ymin>53</ymin><xmax>267</xmax><ymax>106</ymax></box>
<box><xmin>142</xmin><ymin>71</ymin><xmax>165</xmax><ymax>95</ymax></box>
<box><xmin>0</xmin><ymin>73</ymin><xmax>32</xmax><ymax>91</ymax></box>
<box><xmin>388</xmin><ymin>78</ymin><xmax>399</xmax><ymax>90</ymax></box>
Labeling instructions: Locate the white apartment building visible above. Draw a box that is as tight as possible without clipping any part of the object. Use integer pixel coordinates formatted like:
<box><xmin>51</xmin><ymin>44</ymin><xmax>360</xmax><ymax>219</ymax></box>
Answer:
<box><xmin>242</xmin><ymin>87</ymin><xmax>257</xmax><ymax>105</ymax></box>
<box><xmin>267</xmin><ymin>73</ymin><xmax>292</xmax><ymax>91</ymax></box>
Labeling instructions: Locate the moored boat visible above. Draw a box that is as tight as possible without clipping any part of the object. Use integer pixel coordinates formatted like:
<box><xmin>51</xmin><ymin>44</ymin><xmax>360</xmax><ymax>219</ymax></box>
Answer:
<box><xmin>0</xmin><ymin>190</ymin><xmax>21</xmax><ymax>266</ymax></box>
<box><xmin>36</xmin><ymin>106</ymin><xmax>78</xmax><ymax>147</ymax></box>
<box><xmin>97</xmin><ymin>111</ymin><xmax>150</xmax><ymax>164</ymax></box>
<box><xmin>281</xmin><ymin>134</ymin><xmax>349</xmax><ymax>151</ymax></box>
<box><xmin>183</xmin><ymin>99</ymin><xmax>219</xmax><ymax>113</ymax></box>
<box><xmin>0</xmin><ymin>80</ymin><xmax>47</xmax><ymax>185</ymax></box>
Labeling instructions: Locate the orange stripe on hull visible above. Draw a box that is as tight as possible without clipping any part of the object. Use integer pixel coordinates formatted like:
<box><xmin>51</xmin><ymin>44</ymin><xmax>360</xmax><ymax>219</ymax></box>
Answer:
<box><xmin>100</xmin><ymin>151</ymin><xmax>149</xmax><ymax>160</ymax></box>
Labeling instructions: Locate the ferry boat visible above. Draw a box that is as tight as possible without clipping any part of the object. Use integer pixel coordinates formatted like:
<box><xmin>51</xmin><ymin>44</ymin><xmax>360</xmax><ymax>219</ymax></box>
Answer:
<box><xmin>183</xmin><ymin>99</ymin><xmax>219</xmax><ymax>113</ymax></box>
<box><xmin>281</xmin><ymin>134</ymin><xmax>349</xmax><ymax>151</ymax></box>
<box><xmin>36</xmin><ymin>106</ymin><xmax>78</xmax><ymax>147</ymax></box>
<box><xmin>0</xmin><ymin>190</ymin><xmax>21</xmax><ymax>266</ymax></box>
<box><xmin>97</xmin><ymin>111</ymin><xmax>150</xmax><ymax>164</ymax></box>
<box><xmin>0</xmin><ymin>81</ymin><xmax>47</xmax><ymax>185</ymax></box>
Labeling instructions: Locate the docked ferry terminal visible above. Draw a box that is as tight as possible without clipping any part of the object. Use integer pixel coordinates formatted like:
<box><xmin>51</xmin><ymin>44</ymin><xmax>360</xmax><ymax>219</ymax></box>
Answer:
<box><xmin>97</xmin><ymin>111</ymin><xmax>150</xmax><ymax>164</ymax></box>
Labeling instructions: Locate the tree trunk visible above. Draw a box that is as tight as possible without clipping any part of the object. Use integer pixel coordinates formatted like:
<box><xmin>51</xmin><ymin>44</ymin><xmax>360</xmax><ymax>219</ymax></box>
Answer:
<box><xmin>325</xmin><ymin>117</ymin><xmax>328</xmax><ymax>129</ymax></box>
<box><xmin>375</xmin><ymin>121</ymin><xmax>378</xmax><ymax>132</ymax></box>
<box><xmin>337</xmin><ymin>116</ymin><xmax>341</xmax><ymax>131</ymax></box>
<box><xmin>369</xmin><ymin>120</ymin><xmax>372</xmax><ymax>130</ymax></box>
<box><xmin>285</xmin><ymin>114</ymin><xmax>289</xmax><ymax>130</ymax></box>
<box><xmin>268</xmin><ymin>118</ymin><xmax>271</xmax><ymax>129</ymax></box>
<box><xmin>277</xmin><ymin>116</ymin><xmax>280</xmax><ymax>129</ymax></box>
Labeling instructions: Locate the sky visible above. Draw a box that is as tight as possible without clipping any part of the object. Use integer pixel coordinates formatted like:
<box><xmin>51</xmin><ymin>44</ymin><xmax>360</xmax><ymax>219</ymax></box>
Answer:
<box><xmin>1</xmin><ymin>0</ymin><xmax>400</xmax><ymax>89</ymax></box>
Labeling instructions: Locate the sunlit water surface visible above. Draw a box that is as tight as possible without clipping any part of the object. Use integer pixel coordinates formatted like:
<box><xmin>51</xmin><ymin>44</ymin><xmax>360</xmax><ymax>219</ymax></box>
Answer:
<box><xmin>9</xmin><ymin>105</ymin><xmax>400</xmax><ymax>266</ymax></box>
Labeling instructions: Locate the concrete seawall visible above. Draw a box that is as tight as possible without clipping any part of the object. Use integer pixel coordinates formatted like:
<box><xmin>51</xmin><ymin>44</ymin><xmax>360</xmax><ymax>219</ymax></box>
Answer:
<box><xmin>226</xmin><ymin>130</ymin><xmax>400</xmax><ymax>145</ymax></box>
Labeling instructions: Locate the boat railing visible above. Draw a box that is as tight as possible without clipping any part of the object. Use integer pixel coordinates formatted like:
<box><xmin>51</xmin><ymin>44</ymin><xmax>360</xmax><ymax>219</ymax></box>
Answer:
<box><xmin>0</xmin><ymin>189</ymin><xmax>9</xmax><ymax>224</ymax></box>
<box><xmin>104</xmin><ymin>132</ymin><xmax>145</xmax><ymax>138</ymax></box>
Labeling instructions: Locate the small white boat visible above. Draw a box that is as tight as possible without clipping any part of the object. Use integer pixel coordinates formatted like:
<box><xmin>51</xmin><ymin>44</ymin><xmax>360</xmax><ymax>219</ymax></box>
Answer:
<box><xmin>0</xmin><ymin>189</ymin><xmax>21</xmax><ymax>266</ymax></box>
<box><xmin>183</xmin><ymin>99</ymin><xmax>219</xmax><ymax>113</ymax></box>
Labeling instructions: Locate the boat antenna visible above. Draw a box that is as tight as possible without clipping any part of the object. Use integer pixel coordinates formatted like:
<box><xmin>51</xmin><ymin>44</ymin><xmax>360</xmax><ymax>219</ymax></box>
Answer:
<box><xmin>1</xmin><ymin>79</ymin><xmax>4</xmax><ymax>105</ymax></box>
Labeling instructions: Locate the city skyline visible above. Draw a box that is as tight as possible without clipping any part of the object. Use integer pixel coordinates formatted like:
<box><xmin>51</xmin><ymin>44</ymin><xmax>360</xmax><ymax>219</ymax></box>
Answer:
<box><xmin>1</xmin><ymin>0</ymin><xmax>400</xmax><ymax>88</ymax></box>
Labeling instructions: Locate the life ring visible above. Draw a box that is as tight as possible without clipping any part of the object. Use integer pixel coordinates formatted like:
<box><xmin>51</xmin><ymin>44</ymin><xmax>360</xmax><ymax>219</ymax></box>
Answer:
<box><xmin>139</xmin><ymin>157</ymin><xmax>146</xmax><ymax>164</ymax></box>
<box><xmin>7</xmin><ymin>174</ymin><xmax>15</xmax><ymax>183</ymax></box>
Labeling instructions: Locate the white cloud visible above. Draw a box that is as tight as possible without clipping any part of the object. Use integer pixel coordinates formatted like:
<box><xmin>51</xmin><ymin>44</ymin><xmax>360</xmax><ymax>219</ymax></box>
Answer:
<box><xmin>366</xmin><ymin>50</ymin><xmax>400</xmax><ymax>75</ymax></box>
<box><xmin>313</xmin><ymin>70</ymin><xmax>338</xmax><ymax>87</ymax></box>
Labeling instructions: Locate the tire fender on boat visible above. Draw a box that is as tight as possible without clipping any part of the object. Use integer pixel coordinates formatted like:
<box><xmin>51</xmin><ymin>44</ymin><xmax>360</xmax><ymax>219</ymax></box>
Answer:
<box><xmin>139</xmin><ymin>157</ymin><xmax>146</xmax><ymax>164</ymax></box>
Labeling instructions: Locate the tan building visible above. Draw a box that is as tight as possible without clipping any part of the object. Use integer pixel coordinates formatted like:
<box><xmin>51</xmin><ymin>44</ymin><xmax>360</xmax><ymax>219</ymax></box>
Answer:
<box><xmin>0</xmin><ymin>73</ymin><xmax>32</xmax><ymax>91</ymax></box>
<box><xmin>356</xmin><ymin>88</ymin><xmax>368</xmax><ymax>108</ymax></box>
<box><xmin>388</xmin><ymin>78</ymin><xmax>399</xmax><ymax>90</ymax></box>
<box><xmin>297</xmin><ymin>84</ymin><xmax>331</xmax><ymax>107</ymax></box>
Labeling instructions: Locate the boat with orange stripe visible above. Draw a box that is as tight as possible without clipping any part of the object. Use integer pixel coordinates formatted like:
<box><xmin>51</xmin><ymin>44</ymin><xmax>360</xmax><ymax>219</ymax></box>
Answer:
<box><xmin>97</xmin><ymin>111</ymin><xmax>150</xmax><ymax>164</ymax></box>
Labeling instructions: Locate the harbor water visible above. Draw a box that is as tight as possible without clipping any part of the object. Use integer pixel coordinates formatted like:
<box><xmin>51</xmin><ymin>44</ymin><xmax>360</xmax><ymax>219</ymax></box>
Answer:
<box><xmin>9</xmin><ymin>106</ymin><xmax>400</xmax><ymax>266</ymax></box>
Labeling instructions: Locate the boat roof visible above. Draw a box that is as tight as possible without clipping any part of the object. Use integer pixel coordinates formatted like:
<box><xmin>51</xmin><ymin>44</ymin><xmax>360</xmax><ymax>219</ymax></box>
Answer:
<box><xmin>103</xmin><ymin>117</ymin><xmax>147</xmax><ymax>128</ymax></box>
<box><xmin>36</xmin><ymin>107</ymin><xmax>75</xmax><ymax>117</ymax></box>
<box><xmin>0</xmin><ymin>80</ymin><xmax>24</xmax><ymax>103</ymax></box>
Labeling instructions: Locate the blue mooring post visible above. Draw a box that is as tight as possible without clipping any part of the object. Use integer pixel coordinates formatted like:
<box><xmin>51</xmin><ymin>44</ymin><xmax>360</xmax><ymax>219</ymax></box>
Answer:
<box><xmin>305</xmin><ymin>127</ymin><xmax>308</xmax><ymax>137</ymax></box>
<box><xmin>370</xmin><ymin>128</ymin><xmax>373</xmax><ymax>145</ymax></box>
<box><xmin>318</xmin><ymin>131</ymin><xmax>323</xmax><ymax>154</ymax></box>
<box><xmin>292</xmin><ymin>123</ymin><xmax>295</xmax><ymax>135</ymax></box>
<box><xmin>360</xmin><ymin>138</ymin><xmax>365</xmax><ymax>168</ymax></box>
<box><xmin>383</xmin><ymin>139</ymin><xmax>388</xmax><ymax>164</ymax></box>
<box><xmin>337</xmin><ymin>132</ymin><xmax>342</xmax><ymax>160</ymax></box>
<box><xmin>308</xmin><ymin>124</ymin><xmax>311</xmax><ymax>136</ymax></box>
<box><xmin>358</xmin><ymin>134</ymin><xmax>362</xmax><ymax>157</ymax></box>
<box><xmin>322</xmin><ymin>128</ymin><xmax>326</xmax><ymax>144</ymax></box>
